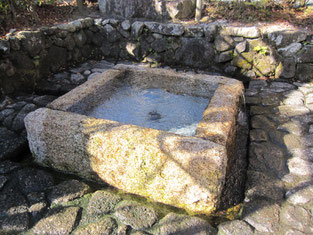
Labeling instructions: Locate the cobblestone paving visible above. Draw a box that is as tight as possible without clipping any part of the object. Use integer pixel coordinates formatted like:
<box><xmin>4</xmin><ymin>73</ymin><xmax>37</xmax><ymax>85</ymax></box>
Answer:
<box><xmin>0</xmin><ymin>61</ymin><xmax>312</xmax><ymax>234</ymax></box>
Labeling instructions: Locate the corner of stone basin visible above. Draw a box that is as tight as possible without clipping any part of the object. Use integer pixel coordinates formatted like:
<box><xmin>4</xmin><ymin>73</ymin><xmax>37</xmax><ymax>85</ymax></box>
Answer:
<box><xmin>24</xmin><ymin>106</ymin><xmax>229</xmax><ymax>215</ymax></box>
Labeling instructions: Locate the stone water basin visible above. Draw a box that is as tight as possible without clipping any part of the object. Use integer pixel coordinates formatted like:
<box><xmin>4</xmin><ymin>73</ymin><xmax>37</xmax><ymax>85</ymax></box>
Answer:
<box><xmin>25</xmin><ymin>65</ymin><xmax>244</xmax><ymax>214</ymax></box>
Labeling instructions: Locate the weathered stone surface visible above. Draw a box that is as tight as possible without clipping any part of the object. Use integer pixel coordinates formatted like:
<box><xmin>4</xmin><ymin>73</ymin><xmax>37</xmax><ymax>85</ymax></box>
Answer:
<box><xmin>280</xmin><ymin>204</ymin><xmax>313</xmax><ymax>233</ymax></box>
<box><xmin>268</xmin><ymin>30</ymin><xmax>307</xmax><ymax>48</ymax></box>
<box><xmin>243</xmin><ymin>200</ymin><xmax>280</xmax><ymax>233</ymax></box>
<box><xmin>99</xmin><ymin>0</ymin><xmax>163</xmax><ymax>19</ymax></box>
<box><xmin>232</xmin><ymin>52</ymin><xmax>253</xmax><ymax>70</ymax></box>
<box><xmin>70</xmin><ymin>73</ymin><xmax>85</xmax><ymax>84</ymax></box>
<box><xmin>0</xmin><ymin>39</ymin><xmax>10</xmax><ymax>56</ymax></box>
<box><xmin>115</xmin><ymin>201</ymin><xmax>158</xmax><ymax>230</ymax></box>
<box><xmin>87</xmin><ymin>190</ymin><xmax>122</xmax><ymax>218</ymax></box>
<box><xmin>0</xmin><ymin>127</ymin><xmax>27</xmax><ymax>161</ymax></box>
<box><xmin>145</xmin><ymin>22</ymin><xmax>184</xmax><ymax>36</ymax></box>
<box><xmin>48</xmin><ymin>180</ymin><xmax>91</xmax><ymax>204</ymax></box>
<box><xmin>33</xmin><ymin>95</ymin><xmax>57</xmax><ymax>107</ymax></box>
<box><xmin>31</xmin><ymin>206</ymin><xmax>81</xmax><ymax>234</ymax></box>
<box><xmin>275</xmin><ymin>58</ymin><xmax>296</xmax><ymax>79</ymax></box>
<box><xmin>0</xmin><ymin>213</ymin><xmax>29</xmax><ymax>234</ymax></box>
<box><xmin>74</xmin><ymin>217</ymin><xmax>118</xmax><ymax>235</ymax></box>
<box><xmin>0</xmin><ymin>161</ymin><xmax>20</xmax><ymax>174</ymax></box>
<box><xmin>245</xmin><ymin>170</ymin><xmax>284</xmax><ymax>201</ymax></box>
<box><xmin>286</xmin><ymin>184</ymin><xmax>313</xmax><ymax>205</ymax></box>
<box><xmin>278</xmin><ymin>42</ymin><xmax>302</xmax><ymax>57</ymax></box>
<box><xmin>0</xmin><ymin>185</ymin><xmax>28</xmax><ymax>217</ymax></box>
<box><xmin>283</xmin><ymin>90</ymin><xmax>304</xmax><ymax>106</ymax></box>
<box><xmin>184</xmin><ymin>25</ymin><xmax>204</xmax><ymax>38</ymax></box>
<box><xmin>221</xmin><ymin>26</ymin><xmax>260</xmax><ymax>38</ymax></box>
<box><xmin>166</xmin><ymin>0</ymin><xmax>196</xmax><ymax>19</ymax></box>
<box><xmin>25</xmin><ymin>106</ymin><xmax>229</xmax><ymax>214</ymax></box>
<box><xmin>17</xmin><ymin>168</ymin><xmax>54</xmax><ymax>194</ymax></box>
<box><xmin>176</xmin><ymin>38</ymin><xmax>215</xmax><ymax>68</ymax></box>
<box><xmin>277</xmin><ymin>121</ymin><xmax>304</xmax><ymax>136</ymax></box>
<box><xmin>235</xmin><ymin>40</ymin><xmax>247</xmax><ymax>53</ymax></box>
<box><xmin>249</xmin><ymin>129</ymin><xmax>268</xmax><ymax>142</ymax></box>
<box><xmin>149</xmin><ymin>212</ymin><xmax>216</xmax><ymax>235</ymax></box>
<box><xmin>216</xmin><ymin>51</ymin><xmax>232</xmax><ymax>63</ymax></box>
<box><xmin>121</xmin><ymin>20</ymin><xmax>131</xmax><ymax>31</ymax></box>
<box><xmin>17</xmin><ymin>31</ymin><xmax>44</xmax><ymax>57</ymax></box>
<box><xmin>73</xmin><ymin>30</ymin><xmax>87</xmax><ymax>48</ymax></box>
<box><xmin>249</xmin><ymin>142</ymin><xmax>288</xmax><ymax>177</ymax></box>
<box><xmin>0</xmin><ymin>176</ymin><xmax>8</xmax><ymax>190</ymax></box>
<box><xmin>12</xmin><ymin>103</ymin><xmax>37</xmax><ymax>132</ymax></box>
<box><xmin>26</xmin><ymin>66</ymin><xmax>243</xmax><ymax>215</ymax></box>
<box><xmin>296</xmin><ymin>45</ymin><xmax>313</xmax><ymax>63</ymax></box>
<box><xmin>131</xmin><ymin>21</ymin><xmax>145</xmax><ymax>38</ymax></box>
<box><xmin>287</xmin><ymin>157</ymin><xmax>313</xmax><ymax>176</ymax></box>
<box><xmin>151</xmin><ymin>38</ymin><xmax>168</xmax><ymax>53</ymax></box>
<box><xmin>203</xmin><ymin>24</ymin><xmax>217</xmax><ymax>42</ymax></box>
<box><xmin>214</xmin><ymin>35</ymin><xmax>235</xmax><ymax>52</ymax></box>
<box><xmin>296</xmin><ymin>63</ymin><xmax>313</xmax><ymax>82</ymax></box>
<box><xmin>217</xmin><ymin>220</ymin><xmax>253</xmax><ymax>235</ymax></box>
<box><xmin>278</xmin><ymin>105</ymin><xmax>310</xmax><ymax>117</ymax></box>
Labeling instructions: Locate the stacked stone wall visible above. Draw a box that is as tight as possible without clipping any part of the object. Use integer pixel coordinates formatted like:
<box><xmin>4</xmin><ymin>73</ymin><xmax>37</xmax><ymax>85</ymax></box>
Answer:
<box><xmin>1</xmin><ymin>17</ymin><xmax>313</xmax><ymax>96</ymax></box>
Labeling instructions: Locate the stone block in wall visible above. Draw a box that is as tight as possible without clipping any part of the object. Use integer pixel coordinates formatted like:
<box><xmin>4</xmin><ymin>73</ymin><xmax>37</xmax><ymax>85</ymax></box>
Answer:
<box><xmin>216</xmin><ymin>51</ymin><xmax>233</xmax><ymax>63</ymax></box>
<box><xmin>232</xmin><ymin>52</ymin><xmax>253</xmax><ymax>70</ymax></box>
<box><xmin>100</xmin><ymin>24</ymin><xmax>121</xmax><ymax>43</ymax></box>
<box><xmin>151</xmin><ymin>38</ymin><xmax>169</xmax><ymax>53</ymax></box>
<box><xmin>296</xmin><ymin>45</ymin><xmax>313</xmax><ymax>63</ymax></box>
<box><xmin>203</xmin><ymin>24</ymin><xmax>217</xmax><ymax>42</ymax></box>
<box><xmin>73</xmin><ymin>30</ymin><xmax>87</xmax><ymax>48</ymax></box>
<box><xmin>145</xmin><ymin>22</ymin><xmax>184</xmax><ymax>36</ymax></box>
<box><xmin>278</xmin><ymin>42</ymin><xmax>302</xmax><ymax>58</ymax></box>
<box><xmin>0</xmin><ymin>39</ymin><xmax>10</xmax><ymax>56</ymax></box>
<box><xmin>17</xmin><ymin>31</ymin><xmax>44</xmax><ymax>58</ymax></box>
<box><xmin>220</xmin><ymin>26</ymin><xmax>260</xmax><ymax>38</ymax></box>
<box><xmin>7</xmin><ymin>36</ymin><xmax>21</xmax><ymax>51</ymax></box>
<box><xmin>131</xmin><ymin>22</ymin><xmax>145</xmax><ymax>39</ymax></box>
<box><xmin>42</xmin><ymin>45</ymin><xmax>67</xmax><ymax>73</ymax></box>
<box><xmin>297</xmin><ymin>64</ymin><xmax>313</xmax><ymax>82</ymax></box>
<box><xmin>214</xmin><ymin>35</ymin><xmax>235</xmax><ymax>52</ymax></box>
<box><xmin>275</xmin><ymin>58</ymin><xmax>296</xmax><ymax>79</ymax></box>
<box><xmin>175</xmin><ymin>38</ymin><xmax>214</xmax><ymax>68</ymax></box>
<box><xmin>268</xmin><ymin>30</ymin><xmax>307</xmax><ymax>48</ymax></box>
<box><xmin>184</xmin><ymin>25</ymin><xmax>203</xmax><ymax>38</ymax></box>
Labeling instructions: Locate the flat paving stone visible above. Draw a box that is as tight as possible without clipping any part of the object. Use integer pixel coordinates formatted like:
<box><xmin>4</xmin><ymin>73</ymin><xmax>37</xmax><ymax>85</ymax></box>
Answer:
<box><xmin>149</xmin><ymin>212</ymin><xmax>217</xmax><ymax>235</ymax></box>
<box><xmin>217</xmin><ymin>220</ymin><xmax>254</xmax><ymax>235</ymax></box>
<box><xmin>0</xmin><ymin>184</ymin><xmax>28</xmax><ymax>217</ymax></box>
<box><xmin>0</xmin><ymin>212</ymin><xmax>29</xmax><ymax>234</ymax></box>
<box><xmin>245</xmin><ymin>170</ymin><xmax>284</xmax><ymax>201</ymax></box>
<box><xmin>280</xmin><ymin>204</ymin><xmax>313</xmax><ymax>234</ymax></box>
<box><xmin>114</xmin><ymin>201</ymin><xmax>158</xmax><ymax>230</ymax></box>
<box><xmin>286</xmin><ymin>184</ymin><xmax>313</xmax><ymax>205</ymax></box>
<box><xmin>0</xmin><ymin>160</ymin><xmax>20</xmax><ymax>174</ymax></box>
<box><xmin>73</xmin><ymin>217</ymin><xmax>118</xmax><ymax>235</ymax></box>
<box><xmin>86</xmin><ymin>190</ymin><xmax>122</xmax><ymax>220</ymax></box>
<box><xmin>242</xmin><ymin>200</ymin><xmax>281</xmax><ymax>233</ymax></box>
<box><xmin>17</xmin><ymin>168</ymin><xmax>55</xmax><ymax>194</ymax></box>
<box><xmin>47</xmin><ymin>179</ymin><xmax>91</xmax><ymax>205</ymax></box>
<box><xmin>31</xmin><ymin>206</ymin><xmax>81</xmax><ymax>235</ymax></box>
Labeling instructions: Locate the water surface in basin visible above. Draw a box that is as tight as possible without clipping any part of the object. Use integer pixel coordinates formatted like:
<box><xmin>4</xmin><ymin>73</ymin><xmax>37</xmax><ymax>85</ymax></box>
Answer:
<box><xmin>87</xmin><ymin>86</ymin><xmax>210</xmax><ymax>136</ymax></box>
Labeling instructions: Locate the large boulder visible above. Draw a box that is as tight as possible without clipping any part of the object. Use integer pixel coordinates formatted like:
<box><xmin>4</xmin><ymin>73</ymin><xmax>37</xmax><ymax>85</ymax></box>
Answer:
<box><xmin>98</xmin><ymin>0</ymin><xmax>195</xmax><ymax>20</ymax></box>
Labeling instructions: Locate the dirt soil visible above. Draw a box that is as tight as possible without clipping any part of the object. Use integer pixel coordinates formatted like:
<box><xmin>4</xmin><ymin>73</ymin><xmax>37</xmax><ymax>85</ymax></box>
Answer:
<box><xmin>1</xmin><ymin>1</ymin><xmax>313</xmax><ymax>37</ymax></box>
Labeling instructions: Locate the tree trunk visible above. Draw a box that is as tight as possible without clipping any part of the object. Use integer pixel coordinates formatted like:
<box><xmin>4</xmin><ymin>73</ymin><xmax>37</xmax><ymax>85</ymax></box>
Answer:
<box><xmin>195</xmin><ymin>0</ymin><xmax>202</xmax><ymax>22</ymax></box>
